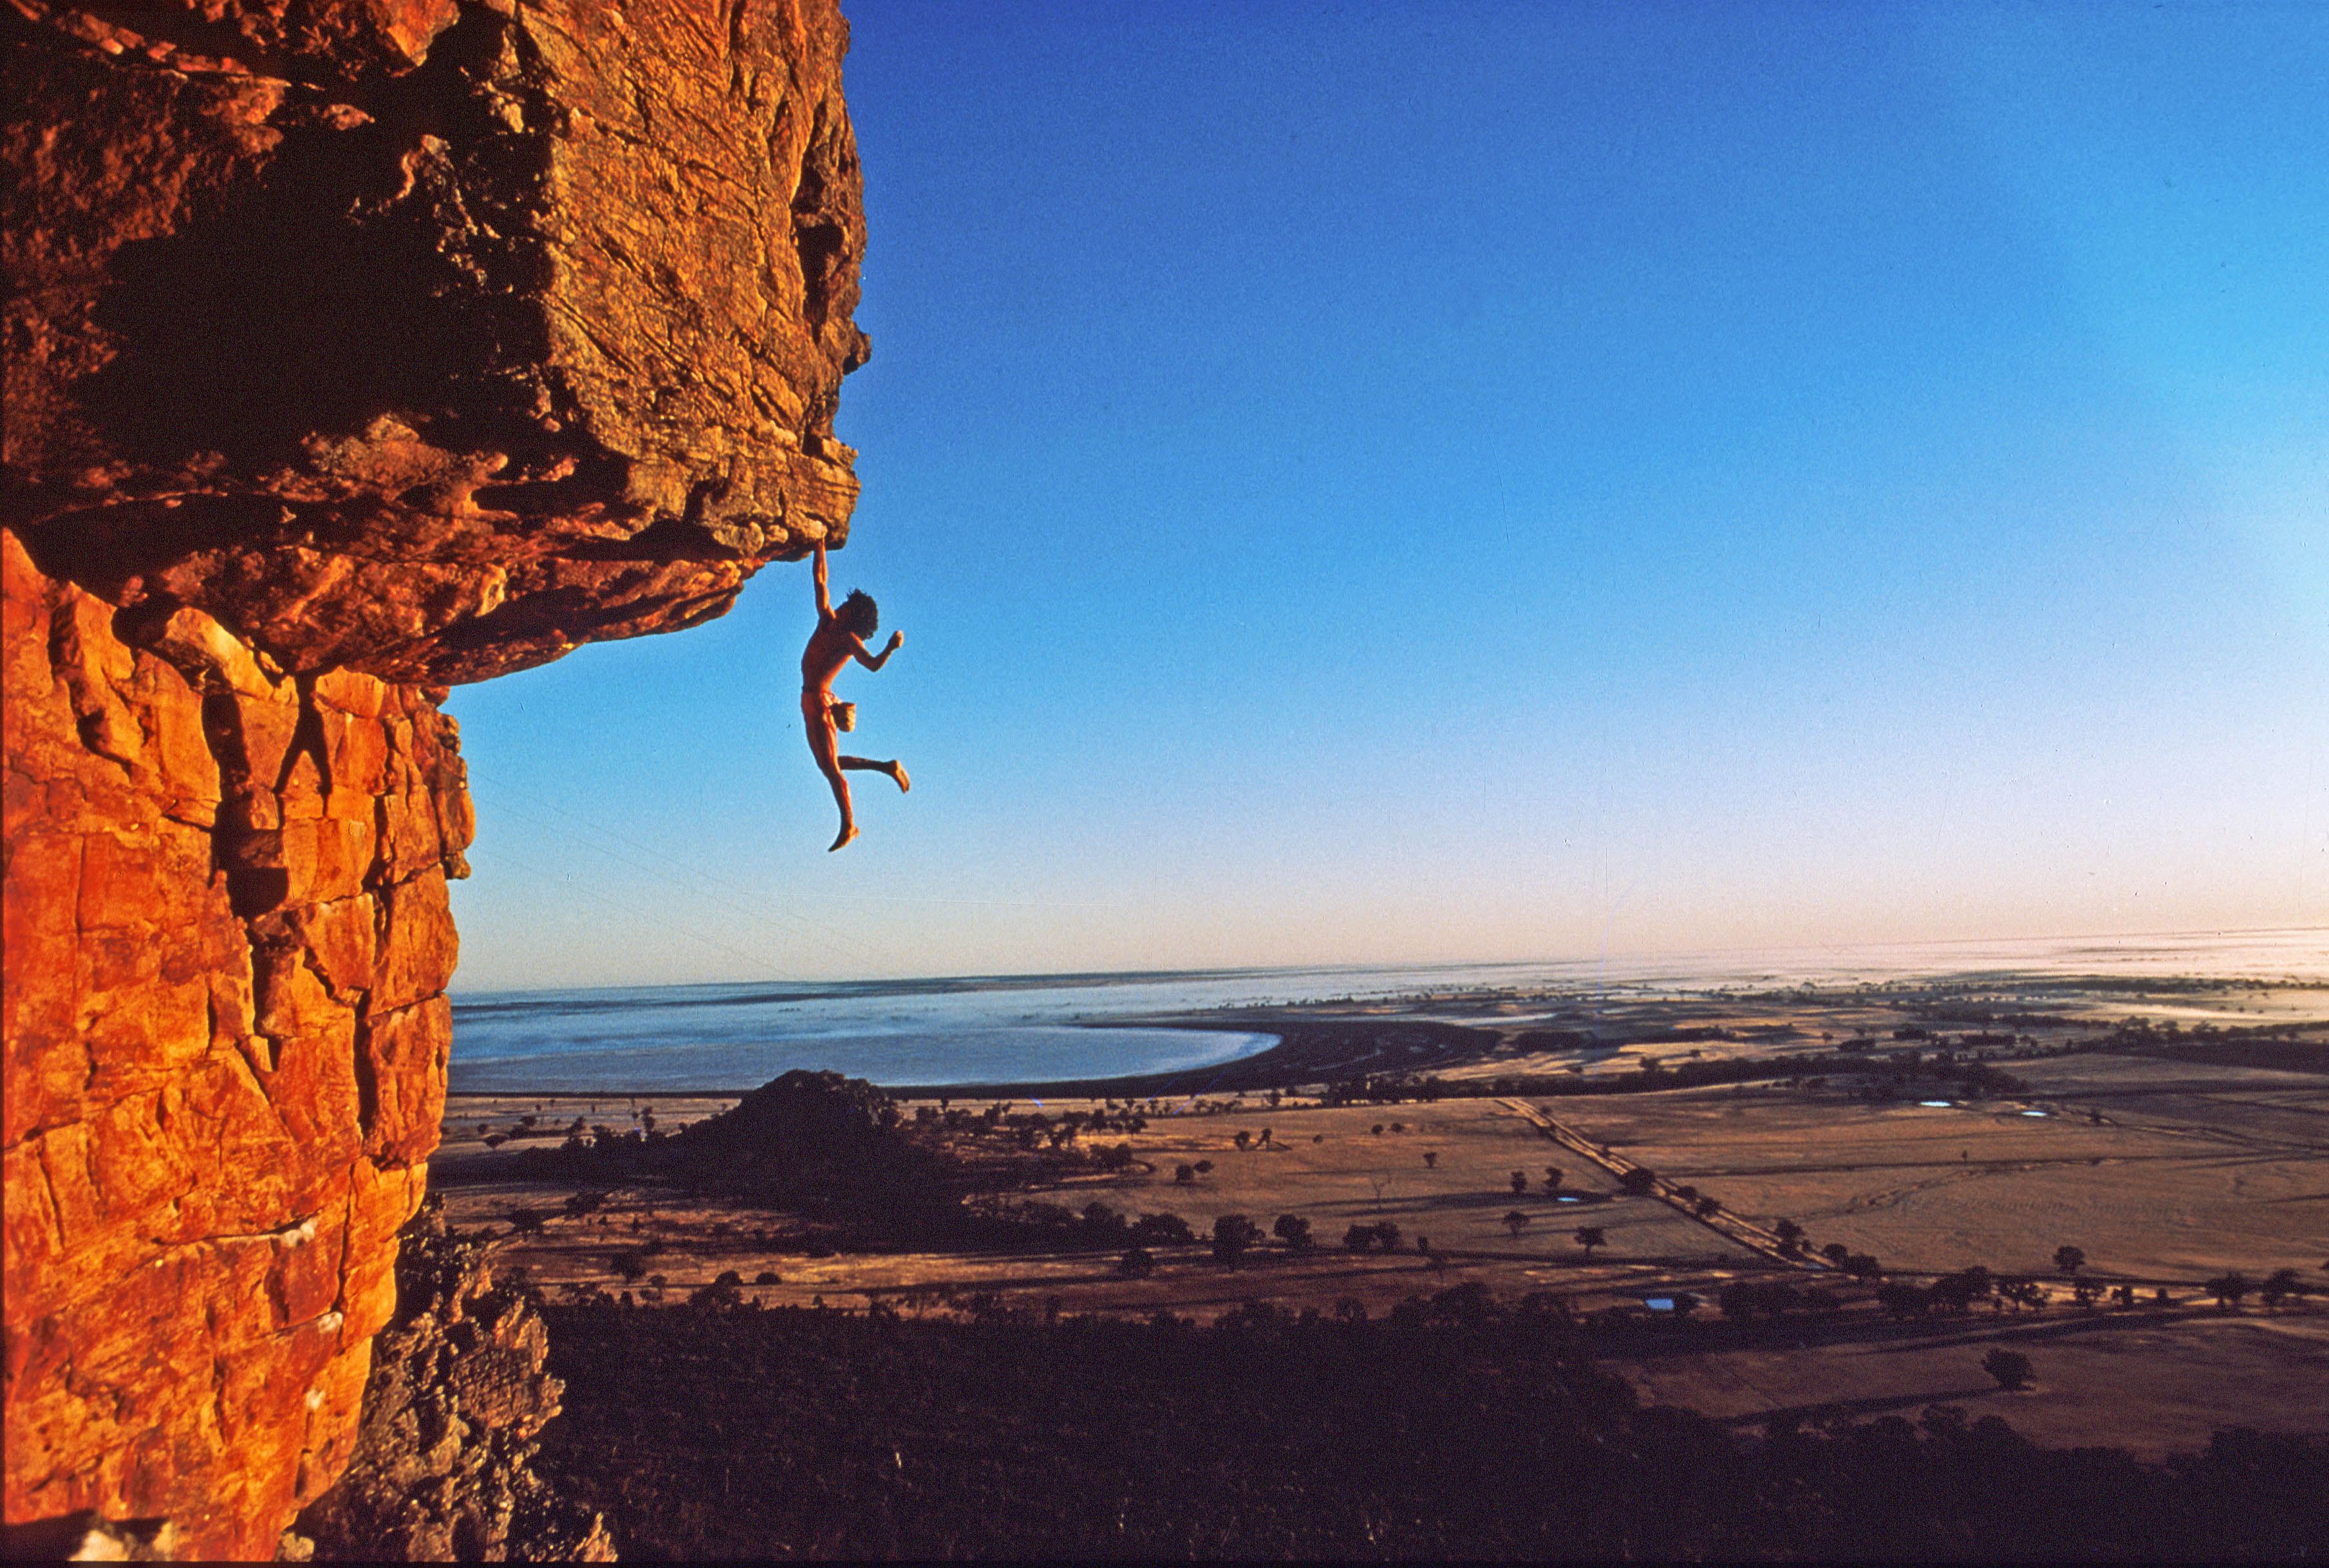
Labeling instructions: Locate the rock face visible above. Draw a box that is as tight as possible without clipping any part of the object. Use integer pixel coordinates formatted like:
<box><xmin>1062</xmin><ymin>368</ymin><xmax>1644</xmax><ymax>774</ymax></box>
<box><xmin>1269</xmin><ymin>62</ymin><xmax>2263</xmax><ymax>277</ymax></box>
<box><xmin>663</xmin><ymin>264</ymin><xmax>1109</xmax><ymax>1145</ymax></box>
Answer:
<box><xmin>3</xmin><ymin>531</ymin><xmax>466</xmax><ymax>1558</ymax></box>
<box><xmin>292</xmin><ymin>1200</ymin><xmax>615</xmax><ymax>1562</ymax></box>
<box><xmin>3</xmin><ymin>0</ymin><xmax>866</xmax><ymax>1556</ymax></box>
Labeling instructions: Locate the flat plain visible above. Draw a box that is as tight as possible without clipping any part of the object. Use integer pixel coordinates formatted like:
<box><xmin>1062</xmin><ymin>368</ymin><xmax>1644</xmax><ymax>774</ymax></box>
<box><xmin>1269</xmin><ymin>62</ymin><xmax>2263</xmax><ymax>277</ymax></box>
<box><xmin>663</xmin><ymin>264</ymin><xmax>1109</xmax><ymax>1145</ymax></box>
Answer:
<box><xmin>435</xmin><ymin>973</ymin><xmax>2329</xmax><ymax>1457</ymax></box>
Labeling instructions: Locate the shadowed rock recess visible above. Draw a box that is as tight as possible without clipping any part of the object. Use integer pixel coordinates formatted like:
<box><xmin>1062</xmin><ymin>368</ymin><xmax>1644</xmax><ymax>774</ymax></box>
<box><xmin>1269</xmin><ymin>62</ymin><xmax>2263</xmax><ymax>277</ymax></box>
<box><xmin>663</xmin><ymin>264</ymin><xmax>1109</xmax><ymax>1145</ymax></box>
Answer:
<box><xmin>3</xmin><ymin>0</ymin><xmax>865</xmax><ymax>1556</ymax></box>
<box><xmin>288</xmin><ymin>1199</ymin><xmax>615</xmax><ymax>1562</ymax></box>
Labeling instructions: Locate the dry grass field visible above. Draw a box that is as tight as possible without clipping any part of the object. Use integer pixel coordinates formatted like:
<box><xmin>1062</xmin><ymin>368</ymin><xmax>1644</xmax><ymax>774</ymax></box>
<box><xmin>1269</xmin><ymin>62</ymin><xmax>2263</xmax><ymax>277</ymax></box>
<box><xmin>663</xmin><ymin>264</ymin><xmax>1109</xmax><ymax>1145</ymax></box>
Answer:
<box><xmin>434</xmin><ymin>1096</ymin><xmax>1763</xmax><ymax>1318</ymax></box>
<box><xmin>1616</xmin><ymin>1308</ymin><xmax>2329</xmax><ymax>1462</ymax></box>
<box><xmin>1540</xmin><ymin>1066</ymin><xmax>2326</xmax><ymax>1280</ymax></box>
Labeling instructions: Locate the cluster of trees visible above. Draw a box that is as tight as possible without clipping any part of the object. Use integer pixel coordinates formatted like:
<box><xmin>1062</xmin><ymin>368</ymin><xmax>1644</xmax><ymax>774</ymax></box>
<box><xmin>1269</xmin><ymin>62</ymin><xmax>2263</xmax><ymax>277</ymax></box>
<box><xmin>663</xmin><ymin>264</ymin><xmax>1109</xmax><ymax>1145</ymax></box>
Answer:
<box><xmin>909</xmin><ymin>1097</ymin><xmax>1151</xmax><ymax>1138</ymax></box>
<box><xmin>534</xmin><ymin>1283</ymin><xmax>2329</xmax><ymax>1562</ymax></box>
<box><xmin>966</xmin><ymin>1198</ymin><xmax>1197</xmax><ymax>1254</ymax></box>
<box><xmin>2208</xmin><ymin>1268</ymin><xmax>2314</xmax><ymax>1312</ymax></box>
<box><xmin>2080</xmin><ymin>1016</ymin><xmax>2324</xmax><ymax>1075</ymax></box>
<box><xmin>1718</xmin><ymin>1280</ymin><xmax>1844</xmax><ymax>1321</ymax></box>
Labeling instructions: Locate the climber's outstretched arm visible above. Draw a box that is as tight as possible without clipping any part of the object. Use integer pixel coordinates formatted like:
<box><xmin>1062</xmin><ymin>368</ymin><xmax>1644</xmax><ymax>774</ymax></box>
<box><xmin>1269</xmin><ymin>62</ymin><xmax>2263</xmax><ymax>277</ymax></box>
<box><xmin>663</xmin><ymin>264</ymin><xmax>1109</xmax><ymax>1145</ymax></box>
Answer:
<box><xmin>812</xmin><ymin>537</ymin><xmax>833</xmax><ymax>621</ymax></box>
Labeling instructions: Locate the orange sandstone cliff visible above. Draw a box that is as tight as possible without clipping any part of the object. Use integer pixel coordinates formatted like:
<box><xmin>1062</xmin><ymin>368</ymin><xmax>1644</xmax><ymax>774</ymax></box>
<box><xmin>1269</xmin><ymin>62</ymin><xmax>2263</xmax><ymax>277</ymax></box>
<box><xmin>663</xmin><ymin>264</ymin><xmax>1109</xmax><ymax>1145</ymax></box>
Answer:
<box><xmin>3</xmin><ymin>1</ymin><xmax>866</xmax><ymax>1556</ymax></box>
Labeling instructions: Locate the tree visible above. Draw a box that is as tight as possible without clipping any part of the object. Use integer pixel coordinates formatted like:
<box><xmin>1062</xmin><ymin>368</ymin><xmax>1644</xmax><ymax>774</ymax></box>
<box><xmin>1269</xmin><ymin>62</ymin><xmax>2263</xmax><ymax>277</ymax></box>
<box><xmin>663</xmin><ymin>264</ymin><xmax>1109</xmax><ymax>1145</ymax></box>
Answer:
<box><xmin>1510</xmin><ymin>1170</ymin><xmax>1528</xmax><ymax>1195</ymax></box>
<box><xmin>2260</xmin><ymin>1267</ymin><xmax>2303</xmax><ymax>1311</ymax></box>
<box><xmin>1272</xmin><ymin>1214</ymin><xmax>1313</xmax><ymax>1251</ymax></box>
<box><xmin>1618</xmin><ymin>1168</ymin><xmax>1658</xmax><ymax>1196</ymax></box>
<box><xmin>1234</xmin><ymin>1130</ymin><xmax>1251</xmax><ymax>1151</ymax></box>
<box><xmin>507</xmin><ymin>1208</ymin><xmax>548</xmax><ymax>1236</ymax></box>
<box><xmin>1929</xmin><ymin>1267</ymin><xmax>1992</xmax><ymax>1313</ymax></box>
<box><xmin>1371</xmin><ymin>1124</ymin><xmax>1385</xmax><ymax>1136</ymax></box>
<box><xmin>1211</xmin><ymin>1214</ymin><xmax>1260</xmax><ymax>1267</ymax></box>
<box><xmin>1773</xmin><ymin>1218</ymin><xmax>1804</xmax><ymax>1252</ymax></box>
<box><xmin>1694</xmin><ymin>1195</ymin><xmax>1720</xmax><ymax>1217</ymax></box>
<box><xmin>612</xmin><ymin>1250</ymin><xmax>649</xmax><ymax>1282</ymax></box>
<box><xmin>1342</xmin><ymin>1223</ymin><xmax>1377</xmax><ymax>1253</ymax></box>
<box><xmin>1422</xmin><ymin>1151</ymin><xmax>1438</xmax><ymax>1168</ymax></box>
<box><xmin>1193</xmin><ymin>1159</ymin><xmax>1215</xmax><ymax>1175</ymax></box>
<box><xmin>1174</xmin><ymin>1164</ymin><xmax>1195</xmax><ymax>1186</ymax></box>
<box><xmin>1503</xmin><ymin>1209</ymin><xmax>1531</xmax><ymax>1238</ymax></box>
<box><xmin>2206</xmin><ymin>1271</ymin><xmax>2251</xmax><ymax>1311</ymax></box>
<box><xmin>1822</xmin><ymin>1242</ymin><xmax>1851</xmax><ymax>1265</ymax></box>
<box><xmin>1982</xmin><ymin>1348</ymin><xmax>2033</xmax><ymax>1390</ymax></box>
<box><xmin>1117</xmin><ymin>1247</ymin><xmax>1155</xmax><ymax>1278</ymax></box>
<box><xmin>1545</xmin><ymin>1166</ymin><xmax>1564</xmax><ymax>1191</ymax></box>
<box><xmin>1371</xmin><ymin>1221</ymin><xmax>1403</xmax><ymax>1253</ymax></box>
<box><xmin>1876</xmin><ymin>1281</ymin><xmax>1928</xmax><ymax>1319</ymax></box>
<box><xmin>1132</xmin><ymin>1212</ymin><xmax>1195</xmax><ymax>1247</ymax></box>
<box><xmin>1575</xmin><ymin>1226</ymin><xmax>1606</xmax><ymax>1257</ymax></box>
<box><xmin>2053</xmin><ymin>1244</ymin><xmax>2086</xmax><ymax>1276</ymax></box>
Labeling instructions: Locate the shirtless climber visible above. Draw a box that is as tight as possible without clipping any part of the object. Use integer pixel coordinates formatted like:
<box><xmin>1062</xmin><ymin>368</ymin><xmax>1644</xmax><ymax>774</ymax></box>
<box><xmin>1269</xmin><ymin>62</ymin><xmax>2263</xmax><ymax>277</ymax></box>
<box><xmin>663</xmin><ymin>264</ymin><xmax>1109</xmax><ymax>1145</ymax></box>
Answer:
<box><xmin>801</xmin><ymin>537</ymin><xmax>908</xmax><ymax>850</ymax></box>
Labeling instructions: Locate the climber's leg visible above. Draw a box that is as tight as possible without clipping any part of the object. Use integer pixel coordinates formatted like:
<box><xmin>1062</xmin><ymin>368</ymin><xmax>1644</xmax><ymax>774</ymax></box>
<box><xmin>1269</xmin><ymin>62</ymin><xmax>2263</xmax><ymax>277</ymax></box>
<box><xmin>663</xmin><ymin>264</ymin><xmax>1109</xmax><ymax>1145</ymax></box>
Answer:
<box><xmin>805</xmin><ymin>696</ymin><xmax>856</xmax><ymax>850</ymax></box>
<box><xmin>840</xmin><ymin>756</ymin><xmax>910</xmax><ymax>793</ymax></box>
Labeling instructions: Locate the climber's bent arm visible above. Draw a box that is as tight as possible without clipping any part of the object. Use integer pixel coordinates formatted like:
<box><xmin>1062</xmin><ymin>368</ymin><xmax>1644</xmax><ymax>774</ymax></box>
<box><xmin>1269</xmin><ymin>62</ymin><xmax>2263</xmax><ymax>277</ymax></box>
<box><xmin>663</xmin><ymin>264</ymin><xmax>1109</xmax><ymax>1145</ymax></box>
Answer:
<box><xmin>852</xmin><ymin>631</ymin><xmax>903</xmax><ymax>671</ymax></box>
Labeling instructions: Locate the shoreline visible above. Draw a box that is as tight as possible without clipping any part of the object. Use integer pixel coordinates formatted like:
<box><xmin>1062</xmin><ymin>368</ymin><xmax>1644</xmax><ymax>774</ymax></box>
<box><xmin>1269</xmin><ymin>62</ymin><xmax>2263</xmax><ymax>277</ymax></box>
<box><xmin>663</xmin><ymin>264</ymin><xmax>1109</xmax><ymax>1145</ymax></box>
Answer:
<box><xmin>441</xmin><ymin>1015</ymin><xmax>1513</xmax><ymax>1102</ymax></box>
<box><xmin>440</xmin><ymin>976</ymin><xmax>2329</xmax><ymax>1102</ymax></box>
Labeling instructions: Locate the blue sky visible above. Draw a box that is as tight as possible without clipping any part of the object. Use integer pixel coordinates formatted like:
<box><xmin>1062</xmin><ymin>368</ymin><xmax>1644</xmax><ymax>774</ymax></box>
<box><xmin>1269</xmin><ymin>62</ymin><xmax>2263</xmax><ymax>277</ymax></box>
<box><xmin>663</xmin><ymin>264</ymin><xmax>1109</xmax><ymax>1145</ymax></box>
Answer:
<box><xmin>447</xmin><ymin>1</ymin><xmax>2326</xmax><ymax>989</ymax></box>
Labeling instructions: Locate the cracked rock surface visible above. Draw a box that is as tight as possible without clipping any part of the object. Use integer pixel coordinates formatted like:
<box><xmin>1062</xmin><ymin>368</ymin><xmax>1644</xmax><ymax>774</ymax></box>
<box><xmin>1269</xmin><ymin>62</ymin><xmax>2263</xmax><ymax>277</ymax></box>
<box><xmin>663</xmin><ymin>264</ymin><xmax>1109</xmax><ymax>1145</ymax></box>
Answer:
<box><xmin>3</xmin><ymin>0</ymin><xmax>865</xmax><ymax>1556</ymax></box>
<box><xmin>4</xmin><ymin>529</ymin><xmax>466</xmax><ymax>1558</ymax></box>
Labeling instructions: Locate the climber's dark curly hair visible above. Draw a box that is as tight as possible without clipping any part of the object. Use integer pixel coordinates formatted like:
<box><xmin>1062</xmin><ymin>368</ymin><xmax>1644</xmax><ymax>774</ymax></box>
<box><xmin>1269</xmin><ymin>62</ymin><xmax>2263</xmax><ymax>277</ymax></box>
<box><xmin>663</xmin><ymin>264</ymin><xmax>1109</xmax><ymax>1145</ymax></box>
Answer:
<box><xmin>837</xmin><ymin>589</ymin><xmax>879</xmax><ymax>637</ymax></box>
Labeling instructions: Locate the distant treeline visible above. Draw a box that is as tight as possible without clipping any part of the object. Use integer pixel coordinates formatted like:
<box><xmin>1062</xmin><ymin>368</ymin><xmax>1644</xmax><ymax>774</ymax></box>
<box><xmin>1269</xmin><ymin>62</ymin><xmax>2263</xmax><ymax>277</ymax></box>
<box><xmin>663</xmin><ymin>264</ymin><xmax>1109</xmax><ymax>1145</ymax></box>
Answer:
<box><xmin>536</xmin><ymin>1285</ymin><xmax>2325</xmax><ymax>1561</ymax></box>
<box><xmin>1317</xmin><ymin>1048</ymin><xmax>2027</xmax><ymax>1106</ymax></box>
<box><xmin>2075</xmin><ymin>1019</ymin><xmax>2328</xmax><ymax>1077</ymax></box>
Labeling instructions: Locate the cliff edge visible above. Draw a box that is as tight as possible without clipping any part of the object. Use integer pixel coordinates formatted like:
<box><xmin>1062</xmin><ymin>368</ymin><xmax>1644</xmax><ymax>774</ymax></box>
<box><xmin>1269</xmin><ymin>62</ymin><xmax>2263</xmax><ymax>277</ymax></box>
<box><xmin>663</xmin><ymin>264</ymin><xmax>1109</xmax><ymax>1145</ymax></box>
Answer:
<box><xmin>3</xmin><ymin>0</ymin><xmax>865</xmax><ymax>1556</ymax></box>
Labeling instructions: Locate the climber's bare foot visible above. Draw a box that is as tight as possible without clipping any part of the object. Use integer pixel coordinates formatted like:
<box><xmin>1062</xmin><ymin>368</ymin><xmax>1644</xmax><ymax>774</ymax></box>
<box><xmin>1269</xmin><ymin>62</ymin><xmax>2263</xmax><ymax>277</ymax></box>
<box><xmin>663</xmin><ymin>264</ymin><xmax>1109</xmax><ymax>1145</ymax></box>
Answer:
<box><xmin>890</xmin><ymin>762</ymin><xmax>910</xmax><ymax>793</ymax></box>
<box><xmin>829</xmin><ymin>823</ymin><xmax>859</xmax><ymax>852</ymax></box>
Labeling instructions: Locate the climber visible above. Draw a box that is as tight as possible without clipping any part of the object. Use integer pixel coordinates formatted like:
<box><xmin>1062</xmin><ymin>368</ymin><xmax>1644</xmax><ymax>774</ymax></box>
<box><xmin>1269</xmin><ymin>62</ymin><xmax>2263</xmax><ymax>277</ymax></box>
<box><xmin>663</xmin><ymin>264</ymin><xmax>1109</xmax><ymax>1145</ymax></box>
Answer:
<box><xmin>801</xmin><ymin>536</ymin><xmax>908</xmax><ymax>851</ymax></box>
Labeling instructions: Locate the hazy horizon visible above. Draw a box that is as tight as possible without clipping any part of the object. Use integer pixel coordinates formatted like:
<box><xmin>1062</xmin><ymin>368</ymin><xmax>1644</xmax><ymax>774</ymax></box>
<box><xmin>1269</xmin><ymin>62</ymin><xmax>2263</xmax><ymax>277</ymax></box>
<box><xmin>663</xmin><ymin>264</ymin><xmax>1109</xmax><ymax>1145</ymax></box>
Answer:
<box><xmin>451</xmin><ymin>922</ymin><xmax>2329</xmax><ymax>1002</ymax></box>
<box><xmin>445</xmin><ymin>2</ymin><xmax>2327</xmax><ymax>992</ymax></box>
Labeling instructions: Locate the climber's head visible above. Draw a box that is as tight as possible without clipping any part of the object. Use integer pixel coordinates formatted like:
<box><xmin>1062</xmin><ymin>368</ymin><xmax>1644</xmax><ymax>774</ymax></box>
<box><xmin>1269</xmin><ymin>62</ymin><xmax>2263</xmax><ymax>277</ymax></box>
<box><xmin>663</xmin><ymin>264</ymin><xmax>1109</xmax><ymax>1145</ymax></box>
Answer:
<box><xmin>837</xmin><ymin>589</ymin><xmax>879</xmax><ymax>637</ymax></box>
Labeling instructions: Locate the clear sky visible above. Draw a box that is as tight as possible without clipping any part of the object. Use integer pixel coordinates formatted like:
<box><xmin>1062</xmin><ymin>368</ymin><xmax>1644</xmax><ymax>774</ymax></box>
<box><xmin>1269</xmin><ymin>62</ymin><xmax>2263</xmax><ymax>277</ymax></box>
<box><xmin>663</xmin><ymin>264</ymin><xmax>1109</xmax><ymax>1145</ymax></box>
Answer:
<box><xmin>446</xmin><ymin>1</ymin><xmax>2327</xmax><ymax>991</ymax></box>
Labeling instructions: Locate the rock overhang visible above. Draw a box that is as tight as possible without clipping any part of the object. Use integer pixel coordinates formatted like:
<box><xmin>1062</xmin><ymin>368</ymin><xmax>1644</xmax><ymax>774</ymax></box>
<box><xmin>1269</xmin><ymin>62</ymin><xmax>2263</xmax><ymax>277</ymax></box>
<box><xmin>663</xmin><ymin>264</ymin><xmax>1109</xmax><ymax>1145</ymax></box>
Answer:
<box><xmin>4</xmin><ymin>0</ymin><xmax>868</xmax><ymax>686</ymax></box>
